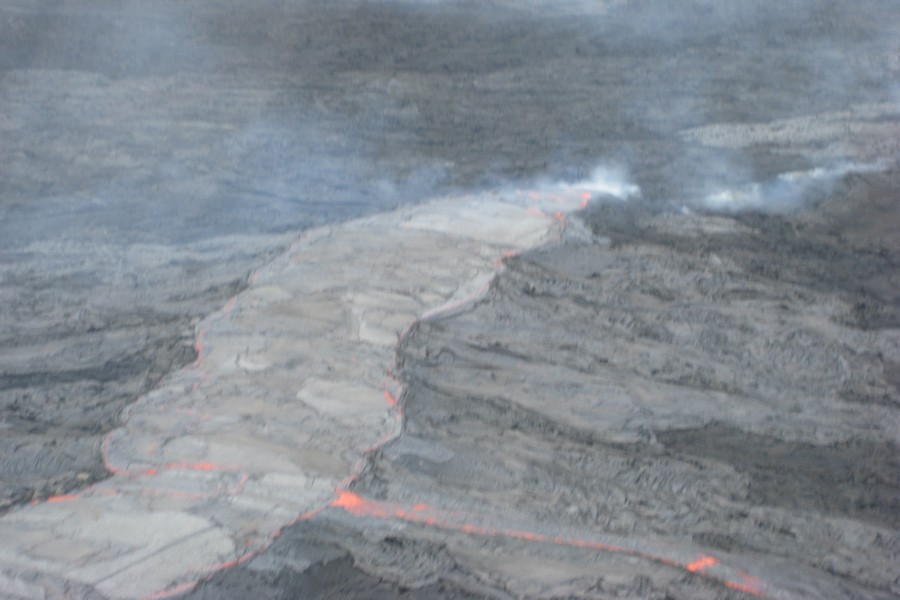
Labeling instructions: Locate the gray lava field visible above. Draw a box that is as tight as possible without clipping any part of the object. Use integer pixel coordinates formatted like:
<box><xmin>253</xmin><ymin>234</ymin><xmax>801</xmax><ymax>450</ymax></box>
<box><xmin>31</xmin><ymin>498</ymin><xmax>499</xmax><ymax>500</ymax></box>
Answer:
<box><xmin>1</xmin><ymin>1</ymin><xmax>898</xmax><ymax>598</ymax></box>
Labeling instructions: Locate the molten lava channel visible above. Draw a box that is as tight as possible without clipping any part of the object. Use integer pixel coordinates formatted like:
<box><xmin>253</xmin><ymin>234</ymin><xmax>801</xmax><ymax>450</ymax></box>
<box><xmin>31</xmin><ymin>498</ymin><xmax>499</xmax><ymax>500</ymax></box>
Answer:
<box><xmin>0</xmin><ymin>182</ymin><xmax>772</xmax><ymax>599</ymax></box>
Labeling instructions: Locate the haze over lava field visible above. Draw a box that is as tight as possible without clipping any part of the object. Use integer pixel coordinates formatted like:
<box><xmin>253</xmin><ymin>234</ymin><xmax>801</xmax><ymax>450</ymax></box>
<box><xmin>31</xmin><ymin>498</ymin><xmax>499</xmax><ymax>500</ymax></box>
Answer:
<box><xmin>1</xmin><ymin>1</ymin><xmax>898</xmax><ymax>598</ymax></box>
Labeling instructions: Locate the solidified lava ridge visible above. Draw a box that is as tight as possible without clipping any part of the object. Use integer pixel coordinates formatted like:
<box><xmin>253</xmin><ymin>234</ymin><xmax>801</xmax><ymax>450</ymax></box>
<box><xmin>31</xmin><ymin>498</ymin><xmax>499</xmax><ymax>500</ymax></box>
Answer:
<box><xmin>0</xmin><ymin>185</ymin><xmax>605</xmax><ymax>599</ymax></box>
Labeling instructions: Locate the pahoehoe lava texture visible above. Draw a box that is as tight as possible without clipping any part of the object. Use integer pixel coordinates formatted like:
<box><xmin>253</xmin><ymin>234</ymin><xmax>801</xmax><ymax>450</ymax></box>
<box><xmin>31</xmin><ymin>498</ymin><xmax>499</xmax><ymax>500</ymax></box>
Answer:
<box><xmin>2</xmin><ymin>0</ymin><xmax>898</xmax><ymax>514</ymax></box>
<box><xmin>354</xmin><ymin>181</ymin><xmax>899</xmax><ymax>597</ymax></box>
<box><xmin>184</xmin><ymin>171</ymin><xmax>899</xmax><ymax>600</ymax></box>
<box><xmin>2</xmin><ymin>0</ymin><xmax>899</xmax><ymax>598</ymax></box>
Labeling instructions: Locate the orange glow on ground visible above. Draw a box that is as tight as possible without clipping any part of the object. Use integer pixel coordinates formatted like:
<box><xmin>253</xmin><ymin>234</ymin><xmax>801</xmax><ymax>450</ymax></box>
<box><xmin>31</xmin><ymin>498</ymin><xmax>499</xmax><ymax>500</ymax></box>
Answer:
<box><xmin>45</xmin><ymin>494</ymin><xmax>80</xmax><ymax>503</ymax></box>
<box><xmin>328</xmin><ymin>489</ymin><xmax>765</xmax><ymax>597</ymax></box>
<box><xmin>725</xmin><ymin>569</ymin><xmax>765</xmax><ymax>595</ymax></box>
<box><xmin>687</xmin><ymin>555</ymin><xmax>718</xmax><ymax>572</ymax></box>
<box><xmin>192</xmin><ymin>330</ymin><xmax>206</xmax><ymax>367</ymax></box>
<box><xmin>143</xmin><ymin>580</ymin><xmax>198</xmax><ymax>599</ymax></box>
<box><xmin>331</xmin><ymin>489</ymin><xmax>367</xmax><ymax>512</ymax></box>
<box><xmin>163</xmin><ymin>462</ymin><xmax>224</xmax><ymax>471</ymax></box>
<box><xmin>48</xmin><ymin>191</ymin><xmax>769</xmax><ymax>599</ymax></box>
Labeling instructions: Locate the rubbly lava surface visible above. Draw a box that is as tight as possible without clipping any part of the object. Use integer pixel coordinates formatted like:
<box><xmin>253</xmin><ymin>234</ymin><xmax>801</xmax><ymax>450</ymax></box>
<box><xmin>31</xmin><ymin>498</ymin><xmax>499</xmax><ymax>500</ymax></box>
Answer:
<box><xmin>185</xmin><ymin>173</ymin><xmax>900</xmax><ymax>600</ymax></box>
<box><xmin>1</xmin><ymin>0</ymin><xmax>899</xmax><ymax>598</ymax></box>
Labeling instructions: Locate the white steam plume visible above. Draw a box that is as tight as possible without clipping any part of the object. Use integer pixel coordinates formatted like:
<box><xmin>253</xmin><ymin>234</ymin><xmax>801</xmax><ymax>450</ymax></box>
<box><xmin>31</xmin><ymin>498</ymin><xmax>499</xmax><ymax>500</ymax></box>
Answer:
<box><xmin>698</xmin><ymin>163</ymin><xmax>881</xmax><ymax>213</ymax></box>
<box><xmin>562</xmin><ymin>165</ymin><xmax>641</xmax><ymax>200</ymax></box>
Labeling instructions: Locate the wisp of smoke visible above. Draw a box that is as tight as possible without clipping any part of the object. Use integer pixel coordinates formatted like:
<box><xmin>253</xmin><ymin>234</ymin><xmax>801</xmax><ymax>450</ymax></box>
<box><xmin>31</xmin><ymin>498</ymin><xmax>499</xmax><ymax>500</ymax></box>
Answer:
<box><xmin>555</xmin><ymin>165</ymin><xmax>641</xmax><ymax>200</ymax></box>
<box><xmin>698</xmin><ymin>163</ymin><xmax>880</xmax><ymax>213</ymax></box>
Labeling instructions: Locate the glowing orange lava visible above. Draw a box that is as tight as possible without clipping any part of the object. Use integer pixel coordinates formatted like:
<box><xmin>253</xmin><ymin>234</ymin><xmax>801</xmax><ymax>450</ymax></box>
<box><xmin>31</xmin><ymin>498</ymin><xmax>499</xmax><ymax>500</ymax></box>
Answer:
<box><xmin>192</xmin><ymin>330</ymin><xmax>206</xmax><ymax>367</ymax></box>
<box><xmin>37</xmin><ymin>188</ymin><xmax>770</xmax><ymax>599</ymax></box>
<box><xmin>45</xmin><ymin>494</ymin><xmax>80</xmax><ymax>503</ymax></box>
<box><xmin>331</xmin><ymin>489</ymin><xmax>368</xmax><ymax>513</ymax></box>
<box><xmin>725</xmin><ymin>569</ymin><xmax>766</xmax><ymax>595</ymax></box>
<box><xmin>687</xmin><ymin>554</ymin><xmax>718</xmax><ymax>572</ymax></box>
<box><xmin>328</xmin><ymin>489</ymin><xmax>765</xmax><ymax>597</ymax></box>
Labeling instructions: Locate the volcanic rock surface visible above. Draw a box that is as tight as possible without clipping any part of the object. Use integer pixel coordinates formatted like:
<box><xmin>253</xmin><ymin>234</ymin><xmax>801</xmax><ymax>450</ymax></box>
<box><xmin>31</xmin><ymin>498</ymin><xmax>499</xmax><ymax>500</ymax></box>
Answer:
<box><xmin>1</xmin><ymin>0</ymin><xmax>898</xmax><ymax>599</ymax></box>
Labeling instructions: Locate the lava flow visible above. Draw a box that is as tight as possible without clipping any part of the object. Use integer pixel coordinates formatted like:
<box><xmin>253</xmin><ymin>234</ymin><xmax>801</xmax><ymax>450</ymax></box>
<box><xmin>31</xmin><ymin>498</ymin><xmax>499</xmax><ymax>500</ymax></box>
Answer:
<box><xmin>328</xmin><ymin>488</ymin><xmax>765</xmax><ymax>596</ymax></box>
<box><xmin>319</xmin><ymin>187</ymin><xmax>766</xmax><ymax>599</ymax></box>
<box><xmin>0</xmin><ymin>183</ymin><xmax>774</xmax><ymax>600</ymax></box>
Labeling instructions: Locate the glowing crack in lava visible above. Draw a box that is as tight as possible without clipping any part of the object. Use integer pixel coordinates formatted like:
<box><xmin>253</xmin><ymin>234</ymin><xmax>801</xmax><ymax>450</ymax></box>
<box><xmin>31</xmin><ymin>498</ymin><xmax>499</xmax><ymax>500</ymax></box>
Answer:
<box><xmin>0</xmin><ymin>176</ymin><xmax>772</xmax><ymax>599</ymax></box>
<box><xmin>328</xmin><ymin>489</ymin><xmax>764</xmax><ymax>596</ymax></box>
